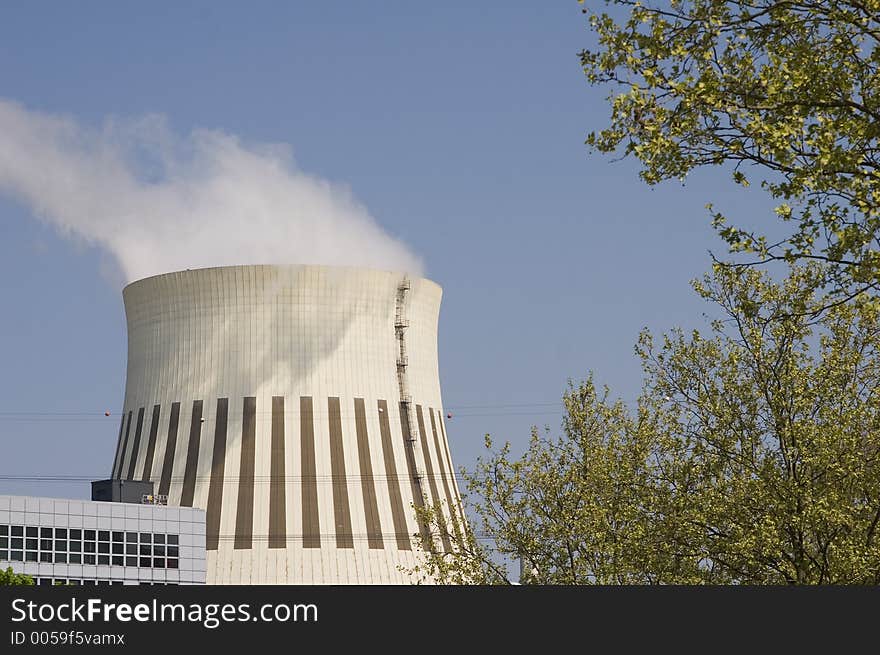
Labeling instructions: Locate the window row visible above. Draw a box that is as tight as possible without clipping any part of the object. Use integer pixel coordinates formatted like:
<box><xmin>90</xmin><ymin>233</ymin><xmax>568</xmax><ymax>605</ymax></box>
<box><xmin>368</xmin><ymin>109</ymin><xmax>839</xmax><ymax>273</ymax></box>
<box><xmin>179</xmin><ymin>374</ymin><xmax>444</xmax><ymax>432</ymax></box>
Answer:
<box><xmin>0</xmin><ymin>551</ymin><xmax>180</xmax><ymax>568</ymax></box>
<box><xmin>1</xmin><ymin>525</ymin><xmax>179</xmax><ymax>544</ymax></box>
<box><xmin>1</xmin><ymin>538</ymin><xmax>179</xmax><ymax>556</ymax></box>
<box><xmin>33</xmin><ymin>578</ymin><xmax>178</xmax><ymax>586</ymax></box>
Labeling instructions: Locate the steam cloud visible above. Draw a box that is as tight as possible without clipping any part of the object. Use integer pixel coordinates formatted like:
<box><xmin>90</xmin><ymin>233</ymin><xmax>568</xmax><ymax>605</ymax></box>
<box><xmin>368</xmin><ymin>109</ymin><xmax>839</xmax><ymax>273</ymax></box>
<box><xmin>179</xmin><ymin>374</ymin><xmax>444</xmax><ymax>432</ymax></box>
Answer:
<box><xmin>0</xmin><ymin>99</ymin><xmax>422</xmax><ymax>282</ymax></box>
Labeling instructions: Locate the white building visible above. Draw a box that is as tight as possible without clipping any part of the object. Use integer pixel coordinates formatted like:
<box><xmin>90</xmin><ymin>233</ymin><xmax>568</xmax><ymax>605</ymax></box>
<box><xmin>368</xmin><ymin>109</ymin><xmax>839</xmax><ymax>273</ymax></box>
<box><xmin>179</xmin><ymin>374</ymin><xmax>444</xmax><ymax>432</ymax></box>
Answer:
<box><xmin>110</xmin><ymin>265</ymin><xmax>463</xmax><ymax>584</ymax></box>
<box><xmin>0</xmin><ymin>495</ymin><xmax>206</xmax><ymax>585</ymax></box>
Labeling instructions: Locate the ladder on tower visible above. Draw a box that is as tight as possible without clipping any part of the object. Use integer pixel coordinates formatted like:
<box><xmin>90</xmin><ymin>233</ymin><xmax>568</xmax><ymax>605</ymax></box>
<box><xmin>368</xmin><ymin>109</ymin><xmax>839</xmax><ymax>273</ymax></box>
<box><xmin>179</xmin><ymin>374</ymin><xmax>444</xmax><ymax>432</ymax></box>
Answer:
<box><xmin>394</xmin><ymin>278</ymin><xmax>424</xmax><ymax>479</ymax></box>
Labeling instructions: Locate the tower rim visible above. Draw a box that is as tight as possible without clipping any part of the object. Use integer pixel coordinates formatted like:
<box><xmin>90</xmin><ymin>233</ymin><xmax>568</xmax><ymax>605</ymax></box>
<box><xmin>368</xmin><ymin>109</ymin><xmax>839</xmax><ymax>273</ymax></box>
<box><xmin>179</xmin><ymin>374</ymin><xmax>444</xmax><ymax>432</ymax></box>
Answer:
<box><xmin>122</xmin><ymin>263</ymin><xmax>440</xmax><ymax>295</ymax></box>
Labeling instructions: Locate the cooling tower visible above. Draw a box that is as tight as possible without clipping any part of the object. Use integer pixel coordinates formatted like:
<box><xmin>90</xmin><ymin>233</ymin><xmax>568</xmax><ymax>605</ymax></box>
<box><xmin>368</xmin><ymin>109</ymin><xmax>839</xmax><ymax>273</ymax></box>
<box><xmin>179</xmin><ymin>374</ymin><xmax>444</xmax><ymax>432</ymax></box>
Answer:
<box><xmin>108</xmin><ymin>265</ymin><xmax>463</xmax><ymax>584</ymax></box>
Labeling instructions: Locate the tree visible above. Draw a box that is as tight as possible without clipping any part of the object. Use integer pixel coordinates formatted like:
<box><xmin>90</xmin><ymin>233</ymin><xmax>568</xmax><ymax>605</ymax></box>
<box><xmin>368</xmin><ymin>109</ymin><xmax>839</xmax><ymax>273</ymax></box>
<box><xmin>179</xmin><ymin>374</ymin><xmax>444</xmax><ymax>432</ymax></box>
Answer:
<box><xmin>410</xmin><ymin>379</ymin><xmax>702</xmax><ymax>584</ymax></box>
<box><xmin>412</xmin><ymin>264</ymin><xmax>880</xmax><ymax>583</ymax></box>
<box><xmin>0</xmin><ymin>566</ymin><xmax>35</xmax><ymax>586</ymax></box>
<box><xmin>578</xmin><ymin>1</ymin><xmax>880</xmax><ymax>302</ymax></box>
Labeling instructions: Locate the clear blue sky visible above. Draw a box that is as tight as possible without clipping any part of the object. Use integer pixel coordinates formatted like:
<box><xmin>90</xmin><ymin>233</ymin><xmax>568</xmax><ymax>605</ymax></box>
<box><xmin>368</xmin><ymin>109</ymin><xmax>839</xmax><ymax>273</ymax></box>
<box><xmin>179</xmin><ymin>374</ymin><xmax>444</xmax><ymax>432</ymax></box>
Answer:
<box><xmin>0</xmin><ymin>2</ymin><xmax>771</xmax><ymax>499</ymax></box>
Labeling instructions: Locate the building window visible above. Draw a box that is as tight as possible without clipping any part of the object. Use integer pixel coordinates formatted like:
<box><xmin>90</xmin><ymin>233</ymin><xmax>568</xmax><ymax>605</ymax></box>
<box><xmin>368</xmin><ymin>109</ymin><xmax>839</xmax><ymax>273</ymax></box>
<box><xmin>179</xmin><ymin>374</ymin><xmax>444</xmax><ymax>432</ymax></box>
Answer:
<box><xmin>0</xmin><ymin>524</ymin><xmax>182</xmax><ymax>571</ymax></box>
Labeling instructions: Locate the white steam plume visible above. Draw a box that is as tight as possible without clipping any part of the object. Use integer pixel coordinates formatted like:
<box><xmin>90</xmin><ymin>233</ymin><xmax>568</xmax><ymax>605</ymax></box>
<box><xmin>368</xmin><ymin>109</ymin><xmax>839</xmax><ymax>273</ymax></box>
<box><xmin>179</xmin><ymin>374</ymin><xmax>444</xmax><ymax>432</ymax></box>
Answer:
<box><xmin>0</xmin><ymin>100</ymin><xmax>422</xmax><ymax>282</ymax></box>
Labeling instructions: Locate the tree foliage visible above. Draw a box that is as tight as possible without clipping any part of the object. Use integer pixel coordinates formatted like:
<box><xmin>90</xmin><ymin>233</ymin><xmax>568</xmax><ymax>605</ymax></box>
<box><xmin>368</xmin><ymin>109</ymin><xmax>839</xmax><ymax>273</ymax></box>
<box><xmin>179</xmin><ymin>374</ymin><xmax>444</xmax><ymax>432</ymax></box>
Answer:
<box><xmin>579</xmin><ymin>0</ymin><xmax>880</xmax><ymax>300</ymax></box>
<box><xmin>0</xmin><ymin>566</ymin><xmax>35</xmax><ymax>586</ymax></box>
<box><xmin>413</xmin><ymin>264</ymin><xmax>880</xmax><ymax>584</ymax></box>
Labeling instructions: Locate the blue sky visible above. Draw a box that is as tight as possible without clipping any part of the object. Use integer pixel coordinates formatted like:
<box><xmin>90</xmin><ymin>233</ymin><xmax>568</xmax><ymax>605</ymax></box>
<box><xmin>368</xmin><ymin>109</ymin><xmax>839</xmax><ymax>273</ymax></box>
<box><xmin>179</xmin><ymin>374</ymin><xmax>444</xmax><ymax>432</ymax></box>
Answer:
<box><xmin>0</xmin><ymin>2</ymin><xmax>772</xmax><ymax>499</ymax></box>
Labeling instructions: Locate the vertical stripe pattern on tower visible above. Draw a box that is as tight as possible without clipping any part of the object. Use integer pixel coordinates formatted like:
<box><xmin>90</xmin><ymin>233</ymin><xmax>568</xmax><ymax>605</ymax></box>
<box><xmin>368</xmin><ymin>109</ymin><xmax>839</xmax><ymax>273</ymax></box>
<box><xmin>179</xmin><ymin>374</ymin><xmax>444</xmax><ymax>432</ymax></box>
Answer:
<box><xmin>355</xmin><ymin>398</ymin><xmax>383</xmax><ymax>549</ymax></box>
<box><xmin>269</xmin><ymin>396</ymin><xmax>286</xmax><ymax>549</ymax></box>
<box><xmin>180</xmin><ymin>400</ymin><xmax>203</xmax><ymax>507</ymax></box>
<box><xmin>378</xmin><ymin>400</ymin><xmax>410</xmax><ymax>550</ymax></box>
<box><xmin>430</xmin><ymin>408</ymin><xmax>461</xmax><ymax>541</ymax></box>
<box><xmin>125</xmin><ymin>407</ymin><xmax>145</xmax><ymax>480</ymax></box>
<box><xmin>116</xmin><ymin>396</ymin><xmax>462</xmax><ymax>555</ymax></box>
<box><xmin>328</xmin><ymin>397</ymin><xmax>354</xmax><ymax>548</ymax></box>
<box><xmin>234</xmin><ymin>397</ymin><xmax>256</xmax><ymax>549</ymax></box>
<box><xmin>114</xmin><ymin>411</ymin><xmax>132</xmax><ymax>480</ymax></box>
<box><xmin>417</xmin><ymin>404</ymin><xmax>451</xmax><ymax>551</ymax></box>
<box><xmin>158</xmin><ymin>402</ymin><xmax>180</xmax><ymax>497</ymax></box>
<box><xmin>141</xmin><ymin>405</ymin><xmax>161</xmax><ymax>482</ymax></box>
<box><xmin>206</xmin><ymin>398</ymin><xmax>228</xmax><ymax>551</ymax></box>
<box><xmin>400</xmin><ymin>402</ymin><xmax>430</xmax><ymax>546</ymax></box>
<box><xmin>300</xmin><ymin>396</ymin><xmax>320</xmax><ymax>548</ymax></box>
<box><xmin>438</xmin><ymin>411</ymin><xmax>466</xmax><ymax>523</ymax></box>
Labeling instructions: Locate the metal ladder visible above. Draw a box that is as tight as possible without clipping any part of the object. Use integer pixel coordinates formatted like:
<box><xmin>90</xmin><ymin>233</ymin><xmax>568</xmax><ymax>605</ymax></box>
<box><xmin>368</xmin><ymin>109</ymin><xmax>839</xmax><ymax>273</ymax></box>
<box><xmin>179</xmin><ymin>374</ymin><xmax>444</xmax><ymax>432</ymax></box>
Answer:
<box><xmin>394</xmin><ymin>278</ymin><xmax>426</xmax><ymax>493</ymax></box>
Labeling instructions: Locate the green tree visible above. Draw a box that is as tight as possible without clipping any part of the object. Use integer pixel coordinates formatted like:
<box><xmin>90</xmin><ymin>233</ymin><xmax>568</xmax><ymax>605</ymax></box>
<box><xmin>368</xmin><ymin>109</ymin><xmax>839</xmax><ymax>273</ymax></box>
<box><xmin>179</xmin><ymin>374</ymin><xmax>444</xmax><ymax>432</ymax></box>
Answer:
<box><xmin>579</xmin><ymin>1</ymin><xmax>880</xmax><ymax>302</ymax></box>
<box><xmin>0</xmin><ymin>566</ymin><xmax>35</xmax><ymax>585</ymax></box>
<box><xmin>412</xmin><ymin>264</ymin><xmax>880</xmax><ymax>584</ymax></box>
<box><xmin>410</xmin><ymin>379</ymin><xmax>701</xmax><ymax>584</ymax></box>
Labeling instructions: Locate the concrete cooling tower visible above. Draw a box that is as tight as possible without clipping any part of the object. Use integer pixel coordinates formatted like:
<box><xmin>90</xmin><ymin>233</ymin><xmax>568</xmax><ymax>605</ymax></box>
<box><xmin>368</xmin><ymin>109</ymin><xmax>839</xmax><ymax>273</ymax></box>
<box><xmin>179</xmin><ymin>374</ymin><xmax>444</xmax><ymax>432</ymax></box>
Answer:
<box><xmin>108</xmin><ymin>265</ymin><xmax>463</xmax><ymax>584</ymax></box>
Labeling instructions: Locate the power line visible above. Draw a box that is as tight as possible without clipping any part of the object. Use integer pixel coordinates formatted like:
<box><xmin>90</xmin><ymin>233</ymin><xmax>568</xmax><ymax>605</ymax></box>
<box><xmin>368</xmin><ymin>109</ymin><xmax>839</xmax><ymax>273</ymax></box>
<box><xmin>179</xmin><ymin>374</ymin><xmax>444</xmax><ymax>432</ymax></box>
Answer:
<box><xmin>0</xmin><ymin>412</ymin><xmax>109</xmax><ymax>416</ymax></box>
<box><xmin>445</xmin><ymin>401</ymin><xmax>562</xmax><ymax>409</ymax></box>
<box><xmin>0</xmin><ymin>399</ymin><xmax>565</xmax><ymax>416</ymax></box>
<box><xmin>0</xmin><ymin>410</ymin><xmax>565</xmax><ymax>423</ymax></box>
